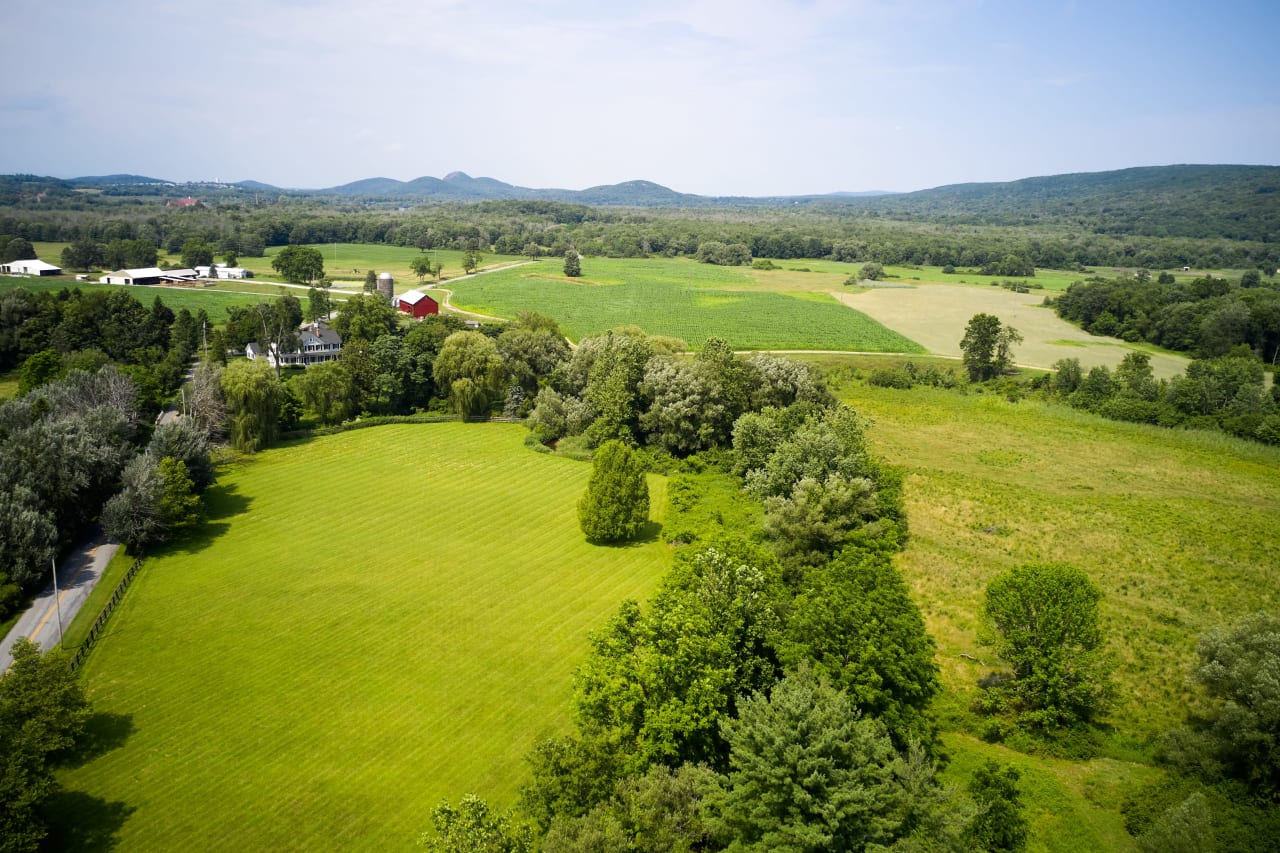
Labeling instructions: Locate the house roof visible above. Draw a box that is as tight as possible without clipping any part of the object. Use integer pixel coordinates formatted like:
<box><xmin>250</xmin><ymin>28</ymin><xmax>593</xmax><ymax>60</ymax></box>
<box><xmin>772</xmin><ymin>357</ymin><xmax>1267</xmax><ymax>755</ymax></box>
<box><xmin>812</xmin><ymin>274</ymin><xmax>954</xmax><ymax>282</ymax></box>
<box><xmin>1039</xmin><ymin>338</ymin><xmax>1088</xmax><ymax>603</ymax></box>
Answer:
<box><xmin>398</xmin><ymin>288</ymin><xmax>437</xmax><ymax>306</ymax></box>
<box><xmin>112</xmin><ymin>267</ymin><xmax>165</xmax><ymax>278</ymax></box>
<box><xmin>300</xmin><ymin>322</ymin><xmax>342</xmax><ymax>346</ymax></box>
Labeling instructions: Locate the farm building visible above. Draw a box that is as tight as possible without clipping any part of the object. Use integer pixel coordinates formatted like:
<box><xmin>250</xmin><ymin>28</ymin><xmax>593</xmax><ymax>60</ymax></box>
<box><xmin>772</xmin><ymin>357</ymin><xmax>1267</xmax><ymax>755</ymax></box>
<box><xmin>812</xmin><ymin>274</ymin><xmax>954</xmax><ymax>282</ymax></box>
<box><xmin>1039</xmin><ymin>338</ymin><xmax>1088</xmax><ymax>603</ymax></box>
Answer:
<box><xmin>397</xmin><ymin>289</ymin><xmax>439</xmax><ymax>319</ymax></box>
<box><xmin>100</xmin><ymin>267</ymin><xmax>200</xmax><ymax>285</ymax></box>
<box><xmin>0</xmin><ymin>258</ymin><xmax>61</xmax><ymax>276</ymax></box>
<box><xmin>194</xmin><ymin>264</ymin><xmax>253</xmax><ymax>279</ymax></box>
<box><xmin>246</xmin><ymin>321</ymin><xmax>343</xmax><ymax>368</ymax></box>
<box><xmin>166</xmin><ymin>197</ymin><xmax>199</xmax><ymax>208</ymax></box>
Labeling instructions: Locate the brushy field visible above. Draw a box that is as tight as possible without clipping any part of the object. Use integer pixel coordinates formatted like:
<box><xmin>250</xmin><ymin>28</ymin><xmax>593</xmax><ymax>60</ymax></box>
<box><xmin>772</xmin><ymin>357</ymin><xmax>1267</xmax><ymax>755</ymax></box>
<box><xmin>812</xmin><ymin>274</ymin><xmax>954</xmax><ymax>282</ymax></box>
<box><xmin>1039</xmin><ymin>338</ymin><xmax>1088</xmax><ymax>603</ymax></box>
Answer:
<box><xmin>835</xmin><ymin>379</ymin><xmax>1280</xmax><ymax>743</ymax></box>
<box><xmin>51</xmin><ymin>423</ymin><xmax>670</xmax><ymax>851</ymax></box>
<box><xmin>823</xmin><ymin>376</ymin><xmax>1280</xmax><ymax>849</ymax></box>
<box><xmin>841</xmin><ymin>283</ymin><xmax>1190</xmax><ymax>378</ymax></box>
<box><xmin>0</xmin><ymin>276</ymin><xmax>277</xmax><ymax>325</ymax></box>
<box><xmin>445</xmin><ymin>257</ymin><xmax>924</xmax><ymax>352</ymax></box>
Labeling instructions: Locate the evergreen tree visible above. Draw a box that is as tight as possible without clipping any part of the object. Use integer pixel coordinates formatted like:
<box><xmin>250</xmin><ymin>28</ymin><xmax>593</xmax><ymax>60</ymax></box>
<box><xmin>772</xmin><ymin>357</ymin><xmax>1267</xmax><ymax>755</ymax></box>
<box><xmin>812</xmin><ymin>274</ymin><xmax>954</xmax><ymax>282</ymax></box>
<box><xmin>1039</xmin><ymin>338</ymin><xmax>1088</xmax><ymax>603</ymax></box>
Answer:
<box><xmin>578</xmin><ymin>440</ymin><xmax>649</xmax><ymax>542</ymax></box>
<box><xmin>564</xmin><ymin>249</ymin><xmax>581</xmax><ymax>278</ymax></box>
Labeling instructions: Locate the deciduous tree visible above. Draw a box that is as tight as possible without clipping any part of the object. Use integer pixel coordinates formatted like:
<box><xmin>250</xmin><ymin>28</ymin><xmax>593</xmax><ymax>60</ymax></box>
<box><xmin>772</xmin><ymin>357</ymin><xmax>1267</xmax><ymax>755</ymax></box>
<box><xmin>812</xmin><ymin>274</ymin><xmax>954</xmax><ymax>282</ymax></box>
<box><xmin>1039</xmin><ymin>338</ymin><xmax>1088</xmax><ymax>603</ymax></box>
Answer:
<box><xmin>980</xmin><ymin>563</ymin><xmax>1112</xmax><ymax>729</ymax></box>
<box><xmin>960</xmin><ymin>313</ymin><xmax>1022</xmax><ymax>381</ymax></box>
<box><xmin>270</xmin><ymin>245</ymin><xmax>325</xmax><ymax>284</ymax></box>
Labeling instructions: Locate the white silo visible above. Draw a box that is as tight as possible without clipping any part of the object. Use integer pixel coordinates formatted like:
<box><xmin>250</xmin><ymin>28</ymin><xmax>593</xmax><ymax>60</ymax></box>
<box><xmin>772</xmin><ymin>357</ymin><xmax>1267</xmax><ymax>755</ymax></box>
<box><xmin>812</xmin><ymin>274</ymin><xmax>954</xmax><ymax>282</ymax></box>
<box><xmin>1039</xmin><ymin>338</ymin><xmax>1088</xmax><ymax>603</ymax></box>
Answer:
<box><xmin>377</xmin><ymin>271</ymin><xmax>394</xmax><ymax>302</ymax></box>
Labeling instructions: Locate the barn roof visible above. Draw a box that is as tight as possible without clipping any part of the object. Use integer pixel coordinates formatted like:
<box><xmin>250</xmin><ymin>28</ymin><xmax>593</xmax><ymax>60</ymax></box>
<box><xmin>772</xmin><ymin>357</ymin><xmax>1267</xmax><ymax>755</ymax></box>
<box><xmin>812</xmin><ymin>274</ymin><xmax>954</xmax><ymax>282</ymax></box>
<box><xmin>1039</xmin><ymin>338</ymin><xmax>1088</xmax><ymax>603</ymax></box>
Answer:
<box><xmin>398</xmin><ymin>288</ymin><xmax>437</xmax><ymax>306</ymax></box>
<box><xmin>8</xmin><ymin>259</ymin><xmax>61</xmax><ymax>272</ymax></box>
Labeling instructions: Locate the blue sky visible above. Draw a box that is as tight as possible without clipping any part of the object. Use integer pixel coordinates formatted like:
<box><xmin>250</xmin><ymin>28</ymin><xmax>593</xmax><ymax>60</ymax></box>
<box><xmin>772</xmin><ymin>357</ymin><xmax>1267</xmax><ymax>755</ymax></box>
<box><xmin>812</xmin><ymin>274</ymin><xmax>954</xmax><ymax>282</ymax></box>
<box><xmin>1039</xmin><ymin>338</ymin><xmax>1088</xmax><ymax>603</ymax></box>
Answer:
<box><xmin>3</xmin><ymin>0</ymin><xmax>1277</xmax><ymax>195</ymax></box>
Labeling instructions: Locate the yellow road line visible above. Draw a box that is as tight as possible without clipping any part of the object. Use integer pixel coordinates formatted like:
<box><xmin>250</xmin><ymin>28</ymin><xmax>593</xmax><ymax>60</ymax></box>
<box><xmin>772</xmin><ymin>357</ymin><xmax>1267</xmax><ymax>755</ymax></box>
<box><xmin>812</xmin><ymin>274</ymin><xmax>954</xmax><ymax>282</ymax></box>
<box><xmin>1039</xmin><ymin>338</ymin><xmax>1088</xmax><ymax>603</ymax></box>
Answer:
<box><xmin>25</xmin><ymin>547</ymin><xmax>98</xmax><ymax>644</ymax></box>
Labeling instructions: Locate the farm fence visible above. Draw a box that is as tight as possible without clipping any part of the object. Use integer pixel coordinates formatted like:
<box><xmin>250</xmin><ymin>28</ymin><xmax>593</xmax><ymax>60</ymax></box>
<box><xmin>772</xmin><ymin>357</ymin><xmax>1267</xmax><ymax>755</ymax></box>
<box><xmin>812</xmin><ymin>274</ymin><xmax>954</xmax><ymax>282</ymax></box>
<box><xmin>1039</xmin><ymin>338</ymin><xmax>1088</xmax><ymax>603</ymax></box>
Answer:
<box><xmin>70</xmin><ymin>554</ymin><xmax>144</xmax><ymax>672</ymax></box>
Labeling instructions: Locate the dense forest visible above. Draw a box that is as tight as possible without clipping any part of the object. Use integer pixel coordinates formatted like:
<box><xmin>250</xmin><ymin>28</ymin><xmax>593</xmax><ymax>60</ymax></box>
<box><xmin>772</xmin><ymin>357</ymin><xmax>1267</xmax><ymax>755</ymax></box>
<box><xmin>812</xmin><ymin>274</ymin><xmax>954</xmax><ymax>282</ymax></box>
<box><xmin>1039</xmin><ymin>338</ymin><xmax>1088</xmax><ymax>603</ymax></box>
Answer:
<box><xmin>2</xmin><ymin>165</ymin><xmax>1278</xmax><ymax>271</ymax></box>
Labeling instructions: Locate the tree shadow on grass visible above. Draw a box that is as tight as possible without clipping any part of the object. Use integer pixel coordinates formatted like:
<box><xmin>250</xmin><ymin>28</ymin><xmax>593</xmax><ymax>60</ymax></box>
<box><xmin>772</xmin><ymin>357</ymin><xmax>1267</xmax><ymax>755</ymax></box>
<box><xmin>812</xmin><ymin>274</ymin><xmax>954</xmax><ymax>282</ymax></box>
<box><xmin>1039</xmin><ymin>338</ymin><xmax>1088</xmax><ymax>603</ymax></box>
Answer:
<box><xmin>591</xmin><ymin>521</ymin><xmax>664</xmax><ymax>548</ymax></box>
<box><xmin>160</xmin><ymin>482</ymin><xmax>252</xmax><ymax>556</ymax></box>
<box><xmin>41</xmin><ymin>791</ymin><xmax>135</xmax><ymax>852</ymax></box>
<box><xmin>41</xmin><ymin>712</ymin><xmax>138</xmax><ymax>851</ymax></box>
<box><xmin>63</xmin><ymin>712</ymin><xmax>135</xmax><ymax>768</ymax></box>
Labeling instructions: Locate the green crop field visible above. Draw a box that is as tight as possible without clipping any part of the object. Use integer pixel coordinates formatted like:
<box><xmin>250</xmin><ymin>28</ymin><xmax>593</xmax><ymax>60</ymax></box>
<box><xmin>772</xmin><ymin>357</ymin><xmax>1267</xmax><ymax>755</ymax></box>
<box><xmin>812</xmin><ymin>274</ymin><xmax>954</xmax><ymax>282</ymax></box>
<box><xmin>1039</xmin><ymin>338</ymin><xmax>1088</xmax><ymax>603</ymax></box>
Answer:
<box><xmin>0</xmin><ymin>276</ymin><xmax>277</xmax><ymax>325</ymax></box>
<box><xmin>824</xmin><ymin>376</ymin><xmax>1280</xmax><ymax>849</ymax></box>
<box><xmin>445</xmin><ymin>257</ymin><xmax>925</xmax><ymax>352</ymax></box>
<box><xmin>51</xmin><ymin>423</ymin><xmax>671</xmax><ymax>851</ymax></box>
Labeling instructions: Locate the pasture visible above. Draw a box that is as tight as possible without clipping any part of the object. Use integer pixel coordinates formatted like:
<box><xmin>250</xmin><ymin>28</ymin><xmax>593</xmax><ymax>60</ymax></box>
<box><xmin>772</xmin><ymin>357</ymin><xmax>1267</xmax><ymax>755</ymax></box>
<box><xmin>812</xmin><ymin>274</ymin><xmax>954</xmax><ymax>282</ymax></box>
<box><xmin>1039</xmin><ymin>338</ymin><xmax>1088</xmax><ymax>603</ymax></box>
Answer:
<box><xmin>842</xmin><ymin>283</ymin><xmax>1191</xmax><ymax>378</ymax></box>
<box><xmin>445</xmin><ymin>257</ymin><xmax>924</xmax><ymax>352</ymax></box>
<box><xmin>239</xmin><ymin>244</ymin><xmax>525</xmax><ymax>287</ymax></box>
<box><xmin>0</xmin><ymin>276</ymin><xmax>277</xmax><ymax>325</ymax></box>
<box><xmin>812</xmin><ymin>374</ymin><xmax>1280</xmax><ymax>850</ymax></box>
<box><xmin>52</xmin><ymin>423</ymin><xmax>671</xmax><ymax>850</ymax></box>
<box><xmin>836</xmin><ymin>379</ymin><xmax>1280</xmax><ymax>742</ymax></box>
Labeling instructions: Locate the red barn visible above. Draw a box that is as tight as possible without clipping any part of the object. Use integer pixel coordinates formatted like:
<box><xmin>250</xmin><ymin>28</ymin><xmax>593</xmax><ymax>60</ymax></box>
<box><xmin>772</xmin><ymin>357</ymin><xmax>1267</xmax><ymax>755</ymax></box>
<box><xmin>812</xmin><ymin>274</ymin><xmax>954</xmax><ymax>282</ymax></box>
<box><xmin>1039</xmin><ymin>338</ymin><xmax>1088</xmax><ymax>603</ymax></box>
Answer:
<box><xmin>397</xmin><ymin>289</ymin><xmax>439</xmax><ymax>319</ymax></box>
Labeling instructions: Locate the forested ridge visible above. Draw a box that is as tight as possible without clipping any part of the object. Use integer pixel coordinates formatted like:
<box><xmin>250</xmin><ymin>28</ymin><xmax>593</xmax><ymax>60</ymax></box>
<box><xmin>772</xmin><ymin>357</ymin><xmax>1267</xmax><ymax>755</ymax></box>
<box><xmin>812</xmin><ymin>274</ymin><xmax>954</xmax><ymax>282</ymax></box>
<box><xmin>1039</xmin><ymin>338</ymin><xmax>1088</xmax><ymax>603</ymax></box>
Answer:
<box><xmin>3</xmin><ymin>164</ymin><xmax>1278</xmax><ymax>270</ymax></box>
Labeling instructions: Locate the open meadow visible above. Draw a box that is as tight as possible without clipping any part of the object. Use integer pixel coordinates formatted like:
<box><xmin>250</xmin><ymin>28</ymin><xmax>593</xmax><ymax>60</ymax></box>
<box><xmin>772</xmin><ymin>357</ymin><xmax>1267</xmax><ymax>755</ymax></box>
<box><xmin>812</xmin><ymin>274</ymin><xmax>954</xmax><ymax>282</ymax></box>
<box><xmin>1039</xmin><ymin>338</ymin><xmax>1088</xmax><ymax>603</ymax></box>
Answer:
<box><xmin>51</xmin><ymin>423</ymin><xmax>671</xmax><ymax>850</ymax></box>
<box><xmin>842</xmin><ymin>283</ymin><xmax>1191</xmax><ymax>378</ymax></box>
<box><xmin>825</xmin><ymin>376</ymin><xmax>1280</xmax><ymax>849</ymax></box>
<box><xmin>445</xmin><ymin>257</ymin><xmax>924</xmax><ymax>351</ymax></box>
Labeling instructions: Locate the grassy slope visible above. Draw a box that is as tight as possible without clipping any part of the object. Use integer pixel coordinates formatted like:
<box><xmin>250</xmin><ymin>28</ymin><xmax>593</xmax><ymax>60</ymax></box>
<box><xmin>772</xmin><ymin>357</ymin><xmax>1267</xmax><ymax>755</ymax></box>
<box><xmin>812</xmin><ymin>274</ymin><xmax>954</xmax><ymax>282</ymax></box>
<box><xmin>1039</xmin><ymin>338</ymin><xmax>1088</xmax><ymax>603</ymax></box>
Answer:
<box><xmin>446</xmin><ymin>257</ymin><xmax>924</xmax><ymax>352</ymax></box>
<box><xmin>836</xmin><ymin>380</ymin><xmax>1280</xmax><ymax>850</ymax></box>
<box><xmin>52</xmin><ymin>423</ymin><xmax>670</xmax><ymax>850</ymax></box>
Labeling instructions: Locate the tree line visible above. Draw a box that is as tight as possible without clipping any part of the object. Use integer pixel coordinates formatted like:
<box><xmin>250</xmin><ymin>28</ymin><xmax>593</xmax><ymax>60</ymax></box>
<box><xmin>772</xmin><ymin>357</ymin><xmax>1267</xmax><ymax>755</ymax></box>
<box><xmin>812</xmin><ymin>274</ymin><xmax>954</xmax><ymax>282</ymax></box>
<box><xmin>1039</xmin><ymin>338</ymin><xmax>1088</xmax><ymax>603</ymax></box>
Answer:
<box><xmin>4</xmin><ymin>191</ymin><xmax>1278</xmax><ymax>272</ymax></box>
<box><xmin>1051</xmin><ymin>272</ymin><xmax>1280</xmax><ymax>363</ymax></box>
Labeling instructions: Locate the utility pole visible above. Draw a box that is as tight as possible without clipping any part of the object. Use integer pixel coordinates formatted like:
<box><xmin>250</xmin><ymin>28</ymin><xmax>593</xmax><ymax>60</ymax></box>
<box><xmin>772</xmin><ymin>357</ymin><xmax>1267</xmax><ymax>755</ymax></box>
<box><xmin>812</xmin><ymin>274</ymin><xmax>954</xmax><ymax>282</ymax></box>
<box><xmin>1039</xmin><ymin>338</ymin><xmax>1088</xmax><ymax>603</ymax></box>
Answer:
<box><xmin>50</xmin><ymin>558</ymin><xmax>64</xmax><ymax>647</ymax></box>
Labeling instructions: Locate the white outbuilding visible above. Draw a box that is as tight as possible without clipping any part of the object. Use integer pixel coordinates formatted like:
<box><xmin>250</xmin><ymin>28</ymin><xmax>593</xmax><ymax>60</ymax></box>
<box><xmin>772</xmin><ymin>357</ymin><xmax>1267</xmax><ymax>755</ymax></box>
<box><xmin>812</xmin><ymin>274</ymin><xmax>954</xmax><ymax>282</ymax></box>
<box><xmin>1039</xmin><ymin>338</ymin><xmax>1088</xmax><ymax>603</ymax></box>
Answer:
<box><xmin>0</xmin><ymin>259</ymin><xmax>61</xmax><ymax>276</ymax></box>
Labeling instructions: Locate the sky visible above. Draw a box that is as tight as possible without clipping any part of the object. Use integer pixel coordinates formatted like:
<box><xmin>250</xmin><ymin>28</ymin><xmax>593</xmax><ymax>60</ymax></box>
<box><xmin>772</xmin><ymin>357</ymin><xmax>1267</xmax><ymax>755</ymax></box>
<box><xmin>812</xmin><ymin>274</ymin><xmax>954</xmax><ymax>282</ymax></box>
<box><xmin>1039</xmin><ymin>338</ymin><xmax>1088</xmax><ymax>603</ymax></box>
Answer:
<box><xmin>3</xmin><ymin>0</ymin><xmax>1278</xmax><ymax>196</ymax></box>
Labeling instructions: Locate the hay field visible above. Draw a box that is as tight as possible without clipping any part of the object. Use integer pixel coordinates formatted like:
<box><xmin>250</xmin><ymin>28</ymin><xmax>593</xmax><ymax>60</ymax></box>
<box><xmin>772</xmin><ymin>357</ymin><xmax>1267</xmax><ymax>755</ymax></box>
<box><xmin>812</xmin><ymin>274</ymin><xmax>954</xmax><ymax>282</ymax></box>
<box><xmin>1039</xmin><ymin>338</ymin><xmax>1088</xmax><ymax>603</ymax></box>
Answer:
<box><xmin>841</xmin><ymin>283</ymin><xmax>1191</xmax><ymax>378</ymax></box>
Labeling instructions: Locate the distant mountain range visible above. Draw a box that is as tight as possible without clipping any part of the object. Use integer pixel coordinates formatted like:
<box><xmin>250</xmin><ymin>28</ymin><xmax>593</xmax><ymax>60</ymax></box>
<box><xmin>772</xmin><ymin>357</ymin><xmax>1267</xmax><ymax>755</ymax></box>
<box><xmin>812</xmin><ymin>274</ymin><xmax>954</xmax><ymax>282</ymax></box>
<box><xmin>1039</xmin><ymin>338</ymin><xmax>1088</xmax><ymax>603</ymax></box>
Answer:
<box><xmin>52</xmin><ymin>170</ymin><xmax>896</xmax><ymax>206</ymax></box>
<box><xmin>3</xmin><ymin>165</ymin><xmax>1276</xmax><ymax>241</ymax></box>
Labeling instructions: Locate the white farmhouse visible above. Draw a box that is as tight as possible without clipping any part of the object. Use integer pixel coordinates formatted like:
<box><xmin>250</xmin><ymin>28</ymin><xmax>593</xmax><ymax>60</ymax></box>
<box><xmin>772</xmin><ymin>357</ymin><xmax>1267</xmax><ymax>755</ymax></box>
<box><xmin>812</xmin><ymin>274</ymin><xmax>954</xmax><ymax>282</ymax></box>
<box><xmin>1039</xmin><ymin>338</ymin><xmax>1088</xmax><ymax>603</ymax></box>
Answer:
<box><xmin>246</xmin><ymin>321</ymin><xmax>343</xmax><ymax>368</ymax></box>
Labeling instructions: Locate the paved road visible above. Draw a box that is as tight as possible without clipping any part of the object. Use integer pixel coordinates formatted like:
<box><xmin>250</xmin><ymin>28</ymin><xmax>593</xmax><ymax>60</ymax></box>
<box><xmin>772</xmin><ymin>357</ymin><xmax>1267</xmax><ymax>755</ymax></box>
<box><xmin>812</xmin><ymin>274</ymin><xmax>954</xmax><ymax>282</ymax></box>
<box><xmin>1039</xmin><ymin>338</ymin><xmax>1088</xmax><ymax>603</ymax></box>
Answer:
<box><xmin>0</xmin><ymin>531</ymin><xmax>118</xmax><ymax>671</ymax></box>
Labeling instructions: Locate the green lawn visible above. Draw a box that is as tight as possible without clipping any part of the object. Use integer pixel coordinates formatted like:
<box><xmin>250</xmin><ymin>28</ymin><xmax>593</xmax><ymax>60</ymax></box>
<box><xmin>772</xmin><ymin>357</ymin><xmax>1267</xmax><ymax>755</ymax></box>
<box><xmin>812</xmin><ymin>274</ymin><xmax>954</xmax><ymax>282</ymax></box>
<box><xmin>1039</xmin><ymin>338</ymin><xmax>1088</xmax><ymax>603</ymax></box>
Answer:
<box><xmin>0</xmin><ymin>276</ymin><xmax>277</xmax><ymax>325</ymax></box>
<box><xmin>446</xmin><ymin>257</ymin><xmax>924</xmax><ymax>352</ymax></box>
<box><xmin>51</xmin><ymin>423</ymin><xmax>671</xmax><ymax>850</ymax></box>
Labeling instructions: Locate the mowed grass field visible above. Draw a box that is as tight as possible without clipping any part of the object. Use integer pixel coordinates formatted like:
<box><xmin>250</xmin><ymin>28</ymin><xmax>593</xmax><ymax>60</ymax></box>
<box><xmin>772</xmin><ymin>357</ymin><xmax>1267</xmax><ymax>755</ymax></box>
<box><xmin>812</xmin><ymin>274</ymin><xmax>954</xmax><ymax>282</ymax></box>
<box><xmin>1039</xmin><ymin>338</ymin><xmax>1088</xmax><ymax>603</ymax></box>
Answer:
<box><xmin>0</xmin><ymin>276</ymin><xmax>278</xmax><ymax>325</ymax></box>
<box><xmin>446</xmin><ymin>257</ymin><xmax>924</xmax><ymax>352</ymax></box>
<box><xmin>52</xmin><ymin>423</ymin><xmax>671</xmax><ymax>850</ymax></box>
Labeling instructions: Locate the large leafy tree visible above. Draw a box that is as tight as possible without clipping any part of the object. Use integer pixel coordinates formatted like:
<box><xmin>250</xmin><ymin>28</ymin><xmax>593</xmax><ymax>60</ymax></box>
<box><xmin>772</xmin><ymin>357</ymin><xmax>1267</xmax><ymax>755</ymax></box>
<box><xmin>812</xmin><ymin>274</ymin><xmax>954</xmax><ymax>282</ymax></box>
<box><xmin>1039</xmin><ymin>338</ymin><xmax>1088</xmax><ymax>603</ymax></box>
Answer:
<box><xmin>1162</xmin><ymin>611</ymin><xmax>1280</xmax><ymax>797</ymax></box>
<box><xmin>434</xmin><ymin>331</ymin><xmax>506</xmax><ymax>416</ymax></box>
<box><xmin>780</xmin><ymin>550</ymin><xmax>939</xmax><ymax>750</ymax></box>
<box><xmin>577</xmin><ymin>440</ymin><xmax>649</xmax><ymax>543</ymax></box>
<box><xmin>221</xmin><ymin>358</ymin><xmax>282</xmax><ymax>452</ymax></box>
<box><xmin>0</xmin><ymin>639</ymin><xmax>90</xmax><ymax>853</ymax></box>
<box><xmin>980</xmin><ymin>563</ymin><xmax>1112</xmax><ymax>729</ymax></box>
<box><xmin>333</xmin><ymin>293</ymin><xmax>398</xmax><ymax>346</ymax></box>
<box><xmin>270</xmin><ymin>245</ymin><xmax>325</xmax><ymax>284</ymax></box>
<box><xmin>573</xmin><ymin>542</ymin><xmax>782</xmax><ymax>770</ymax></box>
<box><xmin>960</xmin><ymin>313</ymin><xmax>1022</xmax><ymax>381</ymax></box>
